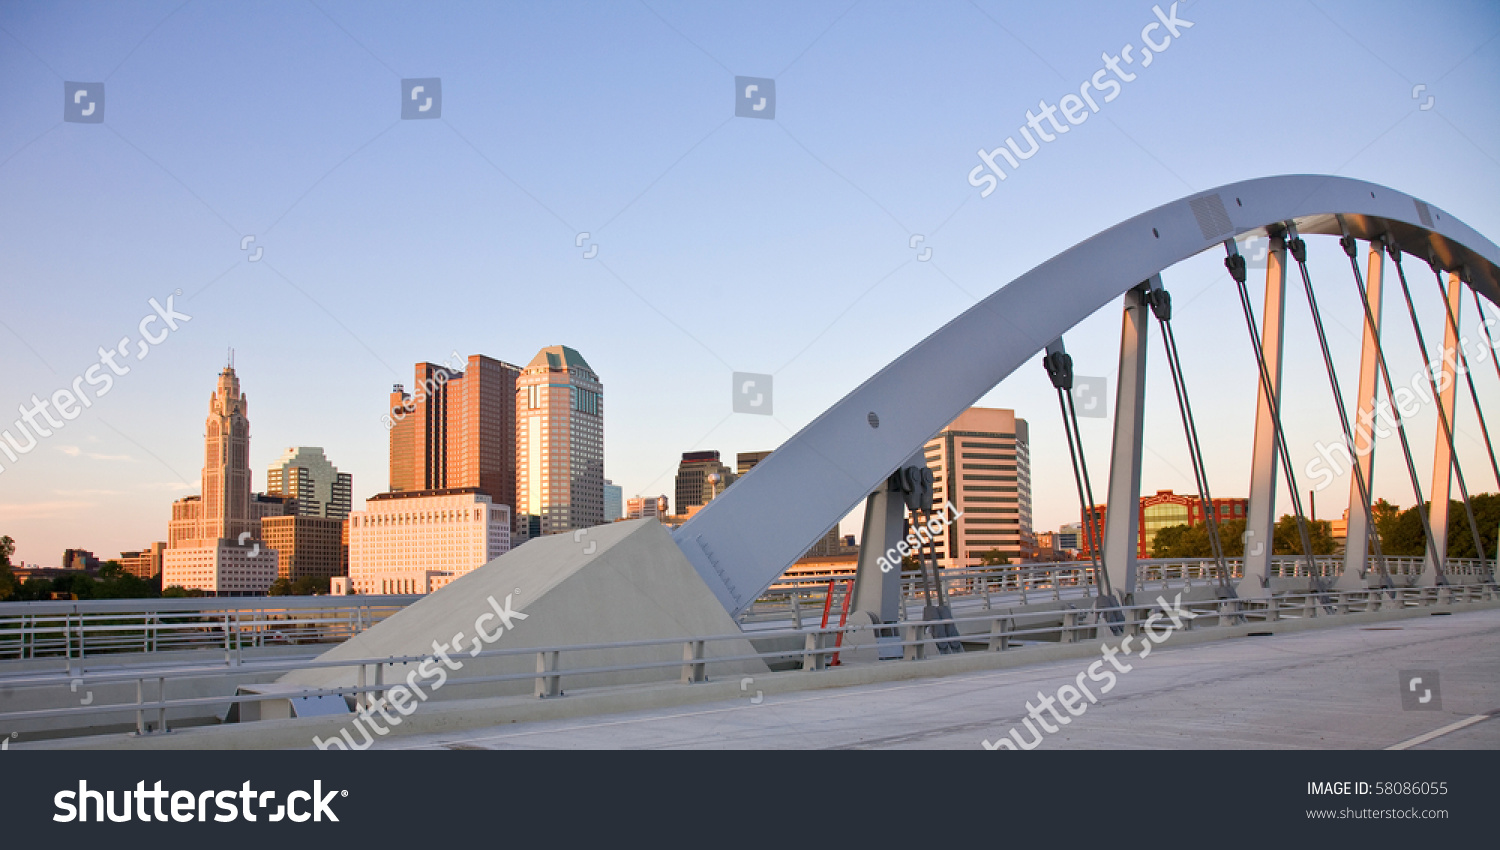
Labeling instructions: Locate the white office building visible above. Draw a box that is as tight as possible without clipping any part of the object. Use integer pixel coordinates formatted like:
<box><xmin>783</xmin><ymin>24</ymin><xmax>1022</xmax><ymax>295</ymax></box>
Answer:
<box><xmin>347</xmin><ymin>488</ymin><xmax>510</xmax><ymax>595</ymax></box>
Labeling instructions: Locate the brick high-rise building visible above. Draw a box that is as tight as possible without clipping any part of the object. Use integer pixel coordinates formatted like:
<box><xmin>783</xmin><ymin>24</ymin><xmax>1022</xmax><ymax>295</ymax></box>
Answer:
<box><xmin>516</xmin><ymin>345</ymin><xmax>603</xmax><ymax>536</ymax></box>
<box><xmin>387</xmin><ymin>355</ymin><xmax>521</xmax><ymax>520</ymax></box>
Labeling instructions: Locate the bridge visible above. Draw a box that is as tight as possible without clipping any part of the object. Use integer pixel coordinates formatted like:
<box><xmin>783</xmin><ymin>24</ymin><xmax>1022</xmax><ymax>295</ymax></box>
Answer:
<box><xmin>3</xmin><ymin>174</ymin><xmax>1498</xmax><ymax>749</ymax></box>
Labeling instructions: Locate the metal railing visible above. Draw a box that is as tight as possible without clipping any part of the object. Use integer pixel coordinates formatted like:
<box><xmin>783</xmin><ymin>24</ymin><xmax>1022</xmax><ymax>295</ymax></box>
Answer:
<box><xmin>0</xmin><ymin>555</ymin><xmax>1489</xmax><ymax>662</ymax></box>
<box><xmin>0</xmin><ymin>581</ymin><xmax>1492</xmax><ymax>740</ymax></box>
<box><xmin>0</xmin><ymin>596</ymin><xmax>414</xmax><ymax>662</ymax></box>
<box><xmin>748</xmin><ymin>556</ymin><xmax>1494</xmax><ymax>620</ymax></box>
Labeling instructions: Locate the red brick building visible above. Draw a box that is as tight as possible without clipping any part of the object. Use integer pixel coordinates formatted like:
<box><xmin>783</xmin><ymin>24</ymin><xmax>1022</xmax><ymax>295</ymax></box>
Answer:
<box><xmin>1082</xmin><ymin>489</ymin><xmax>1248</xmax><ymax>559</ymax></box>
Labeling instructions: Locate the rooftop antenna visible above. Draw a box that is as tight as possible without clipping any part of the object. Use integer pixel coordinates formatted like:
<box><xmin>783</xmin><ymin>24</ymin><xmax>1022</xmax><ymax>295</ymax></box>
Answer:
<box><xmin>227</xmin><ymin>347</ymin><xmax>235</xmax><ymax>369</ymax></box>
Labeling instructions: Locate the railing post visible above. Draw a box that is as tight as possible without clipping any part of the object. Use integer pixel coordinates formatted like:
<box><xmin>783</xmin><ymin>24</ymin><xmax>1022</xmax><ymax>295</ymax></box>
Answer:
<box><xmin>135</xmin><ymin>678</ymin><xmax>145</xmax><ymax>736</ymax></box>
<box><xmin>1060</xmin><ymin>609</ymin><xmax>1078</xmax><ymax>644</ymax></box>
<box><xmin>157</xmin><ymin>676</ymin><xmax>168</xmax><ymax>733</ymax></box>
<box><xmin>902</xmin><ymin>624</ymin><xmax>924</xmax><ymax>661</ymax></box>
<box><xmin>802</xmin><ymin>632</ymin><xmax>826</xmax><ymax>671</ymax></box>
<box><xmin>987</xmin><ymin>615</ymin><xmax>1011</xmax><ymax>651</ymax></box>
<box><xmin>680</xmin><ymin>640</ymin><xmax>707</xmax><ymax>684</ymax></box>
<box><xmin>535</xmin><ymin>650</ymin><xmax>563</xmax><ymax>697</ymax></box>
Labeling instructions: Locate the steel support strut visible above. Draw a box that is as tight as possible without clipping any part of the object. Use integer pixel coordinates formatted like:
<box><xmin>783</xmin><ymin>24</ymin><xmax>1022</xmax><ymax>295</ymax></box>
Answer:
<box><xmin>1102</xmin><ymin>285</ymin><xmax>1151</xmax><ymax>600</ymax></box>
<box><xmin>1430</xmin><ymin>263</ymin><xmax>1500</xmax><ymax>492</ymax></box>
<box><xmin>1338</xmin><ymin>226</ymin><xmax>1444</xmax><ymax>588</ymax></box>
<box><xmin>1342</xmin><ymin>239</ymin><xmax>1386</xmax><ymax>587</ymax></box>
<box><xmin>1233</xmin><ymin>235</ymin><xmax>1289</xmax><ymax>596</ymax></box>
<box><xmin>1387</xmin><ymin>236</ymin><xmax>1487</xmax><ymax>586</ymax></box>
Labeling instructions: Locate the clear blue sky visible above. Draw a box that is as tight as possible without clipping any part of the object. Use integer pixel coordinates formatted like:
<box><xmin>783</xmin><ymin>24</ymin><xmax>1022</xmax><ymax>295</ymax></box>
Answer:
<box><xmin>1</xmin><ymin>0</ymin><xmax>1497</xmax><ymax>566</ymax></box>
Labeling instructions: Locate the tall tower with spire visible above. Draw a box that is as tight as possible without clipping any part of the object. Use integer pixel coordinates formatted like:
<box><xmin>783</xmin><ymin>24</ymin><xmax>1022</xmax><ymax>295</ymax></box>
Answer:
<box><xmin>163</xmin><ymin>362</ymin><xmax>280</xmax><ymax>596</ymax></box>
<box><xmin>200</xmin><ymin>364</ymin><xmax>254</xmax><ymax>542</ymax></box>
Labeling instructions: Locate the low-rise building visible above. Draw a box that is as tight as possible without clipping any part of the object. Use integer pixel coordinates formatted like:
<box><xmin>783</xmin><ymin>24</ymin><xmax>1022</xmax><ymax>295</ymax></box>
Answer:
<box><xmin>347</xmin><ymin>488</ymin><xmax>510</xmax><ymax>595</ymax></box>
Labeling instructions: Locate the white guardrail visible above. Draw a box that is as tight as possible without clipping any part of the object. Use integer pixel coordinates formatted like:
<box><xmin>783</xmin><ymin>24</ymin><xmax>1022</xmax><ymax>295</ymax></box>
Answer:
<box><xmin>0</xmin><ymin>559</ymin><xmax>1490</xmax><ymax>661</ymax></box>
<box><xmin>0</xmin><ymin>582</ymin><xmax>1493</xmax><ymax>737</ymax></box>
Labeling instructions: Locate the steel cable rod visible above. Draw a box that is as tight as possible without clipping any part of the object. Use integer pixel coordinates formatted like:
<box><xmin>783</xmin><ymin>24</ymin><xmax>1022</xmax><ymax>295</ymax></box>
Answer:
<box><xmin>1285</xmin><ymin>226</ymin><xmax>1393</xmax><ymax>588</ymax></box>
<box><xmin>1387</xmin><ymin>239</ymin><xmax>1488</xmax><ymax>581</ymax></box>
<box><xmin>1055</xmin><ymin>389</ymin><xmax>1108</xmax><ymax>596</ymax></box>
<box><xmin>1065</xmin><ymin>390</ymin><xmax>1112</xmax><ymax>597</ymax></box>
<box><xmin>1224</xmin><ymin>241</ymin><xmax>1325</xmax><ymax>588</ymax></box>
<box><xmin>1338</xmin><ymin>232</ymin><xmax>1444</xmax><ymax>584</ymax></box>
<box><xmin>1162</xmin><ymin>320</ymin><xmax>1233</xmax><ymax>591</ymax></box>
<box><xmin>1146</xmin><ymin>288</ymin><xmax>1235</xmax><ymax>596</ymax></box>
<box><xmin>1471</xmin><ymin>286</ymin><xmax>1500</xmax><ymax>392</ymax></box>
<box><xmin>1044</xmin><ymin>348</ymin><xmax>1113</xmax><ymax>599</ymax></box>
<box><xmin>1428</xmin><ymin>260</ymin><xmax>1500</xmax><ymax>490</ymax></box>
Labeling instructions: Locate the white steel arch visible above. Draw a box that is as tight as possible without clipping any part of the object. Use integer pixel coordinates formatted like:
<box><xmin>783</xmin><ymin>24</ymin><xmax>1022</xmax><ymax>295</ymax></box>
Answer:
<box><xmin>675</xmin><ymin>175</ymin><xmax>1500</xmax><ymax>615</ymax></box>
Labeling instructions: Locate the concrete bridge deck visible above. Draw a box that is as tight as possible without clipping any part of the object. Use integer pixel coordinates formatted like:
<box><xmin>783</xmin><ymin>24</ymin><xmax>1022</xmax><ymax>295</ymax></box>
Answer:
<box><xmin>373</xmin><ymin>608</ymin><xmax>1500</xmax><ymax>751</ymax></box>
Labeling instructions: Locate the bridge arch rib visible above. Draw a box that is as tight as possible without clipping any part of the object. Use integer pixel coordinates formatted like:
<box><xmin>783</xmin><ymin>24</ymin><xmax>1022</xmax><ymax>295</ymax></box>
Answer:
<box><xmin>674</xmin><ymin>175</ymin><xmax>1500</xmax><ymax>615</ymax></box>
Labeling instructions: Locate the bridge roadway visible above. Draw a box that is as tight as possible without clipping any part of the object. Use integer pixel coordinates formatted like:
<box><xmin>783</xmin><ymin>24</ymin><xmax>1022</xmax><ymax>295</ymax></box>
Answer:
<box><xmin>374</xmin><ymin>608</ymin><xmax>1500</xmax><ymax>750</ymax></box>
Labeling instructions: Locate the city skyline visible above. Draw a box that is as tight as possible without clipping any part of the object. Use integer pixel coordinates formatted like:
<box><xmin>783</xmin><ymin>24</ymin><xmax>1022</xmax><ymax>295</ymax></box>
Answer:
<box><xmin>2</xmin><ymin>1</ymin><xmax>1498</xmax><ymax>567</ymax></box>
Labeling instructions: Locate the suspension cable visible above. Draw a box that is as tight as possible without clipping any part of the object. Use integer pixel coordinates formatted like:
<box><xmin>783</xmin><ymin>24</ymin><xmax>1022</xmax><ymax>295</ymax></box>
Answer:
<box><xmin>1338</xmin><ymin>230</ymin><xmax>1446</xmax><ymax>583</ymax></box>
<box><xmin>1471</xmin><ymin>283</ymin><xmax>1500</xmax><ymax>395</ymax></box>
<box><xmin>1044</xmin><ymin>345</ymin><xmax>1114</xmax><ymax>599</ymax></box>
<box><xmin>1284</xmin><ymin>225</ymin><xmax>1392</xmax><ymax>588</ymax></box>
<box><xmin>1224</xmin><ymin>238</ymin><xmax>1325</xmax><ymax>588</ymax></box>
<box><xmin>1427</xmin><ymin>258</ymin><xmax>1500</xmax><ymax>490</ymax></box>
<box><xmin>1143</xmin><ymin>285</ymin><xmax>1235</xmax><ymax>597</ymax></box>
<box><xmin>1387</xmin><ymin>239</ymin><xmax>1488</xmax><ymax>580</ymax></box>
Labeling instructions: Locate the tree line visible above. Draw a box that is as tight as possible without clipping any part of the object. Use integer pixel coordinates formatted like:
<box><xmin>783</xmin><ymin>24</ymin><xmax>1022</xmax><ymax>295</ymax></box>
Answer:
<box><xmin>1149</xmin><ymin>493</ymin><xmax>1500</xmax><ymax>559</ymax></box>
<box><xmin>0</xmin><ymin>535</ymin><xmax>331</xmax><ymax>601</ymax></box>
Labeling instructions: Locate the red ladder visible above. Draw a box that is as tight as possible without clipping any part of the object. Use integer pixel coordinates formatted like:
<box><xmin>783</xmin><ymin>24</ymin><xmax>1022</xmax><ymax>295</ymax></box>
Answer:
<box><xmin>817</xmin><ymin>579</ymin><xmax>855</xmax><ymax>666</ymax></box>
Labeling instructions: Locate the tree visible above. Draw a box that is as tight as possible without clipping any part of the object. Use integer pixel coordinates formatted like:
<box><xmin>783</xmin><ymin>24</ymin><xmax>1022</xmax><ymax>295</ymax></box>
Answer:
<box><xmin>162</xmin><ymin>585</ymin><xmax>205</xmax><ymax>598</ymax></box>
<box><xmin>0</xmin><ymin>535</ymin><xmax>16</xmax><ymax>601</ymax></box>
<box><xmin>1273</xmin><ymin>514</ymin><xmax>1336</xmax><ymax>556</ymax></box>
<box><xmin>290</xmin><ymin>576</ymin><xmax>329</xmax><ymax>596</ymax></box>
<box><xmin>92</xmin><ymin>561</ymin><xmax>158</xmax><ymax>599</ymax></box>
<box><xmin>1372</xmin><ymin>494</ymin><xmax>1500</xmax><ymax>559</ymax></box>
<box><xmin>1150</xmin><ymin>519</ymin><xmax>1246</xmax><ymax>558</ymax></box>
<box><xmin>978</xmin><ymin>549</ymin><xmax>1010</xmax><ymax>566</ymax></box>
<box><xmin>267</xmin><ymin>578</ymin><xmax>294</xmax><ymax>596</ymax></box>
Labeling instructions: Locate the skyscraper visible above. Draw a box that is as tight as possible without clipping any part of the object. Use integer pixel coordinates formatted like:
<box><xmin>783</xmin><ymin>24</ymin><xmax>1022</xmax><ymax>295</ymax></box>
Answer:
<box><xmin>387</xmin><ymin>355</ymin><xmax>521</xmax><ymax>515</ymax></box>
<box><xmin>923</xmin><ymin>407</ymin><xmax>1033</xmax><ymax>568</ymax></box>
<box><xmin>603</xmin><ymin>479</ymin><xmax>623</xmax><ymax>522</ymax></box>
<box><xmin>736</xmin><ymin>450</ymin><xmax>772</xmax><ymax>476</ymax></box>
<box><xmin>515</xmin><ymin>345</ymin><xmax>603</xmax><ymax>536</ymax></box>
<box><xmin>675</xmin><ymin>451</ymin><xmax>734</xmax><ymax>511</ymax></box>
<box><xmin>267</xmin><ymin>447</ymin><xmax>352</xmax><ymax>519</ymax></box>
<box><xmin>200</xmin><ymin>365</ymin><xmax>255</xmax><ymax>544</ymax></box>
<box><xmin>163</xmin><ymin>364</ymin><xmax>279</xmax><ymax>595</ymax></box>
